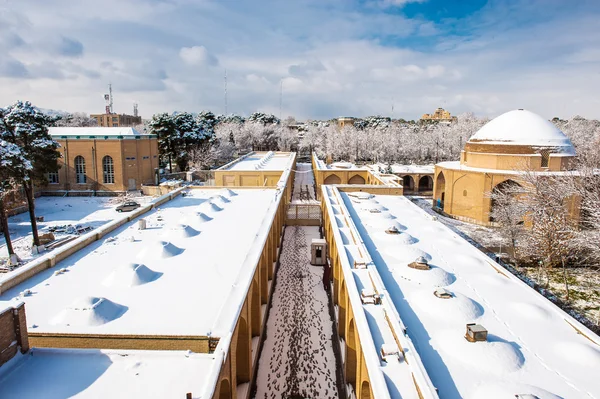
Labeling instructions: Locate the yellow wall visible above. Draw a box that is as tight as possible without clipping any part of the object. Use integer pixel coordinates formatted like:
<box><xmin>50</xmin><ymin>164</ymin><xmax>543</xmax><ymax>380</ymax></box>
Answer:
<box><xmin>320</xmin><ymin>199</ymin><xmax>376</xmax><ymax>399</ymax></box>
<box><xmin>436</xmin><ymin>142</ymin><xmax>577</xmax><ymax>225</ymax></box>
<box><xmin>46</xmin><ymin>137</ymin><xmax>158</xmax><ymax>193</ymax></box>
<box><xmin>312</xmin><ymin>153</ymin><xmax>402</xmax><ymax>199</ymax></box>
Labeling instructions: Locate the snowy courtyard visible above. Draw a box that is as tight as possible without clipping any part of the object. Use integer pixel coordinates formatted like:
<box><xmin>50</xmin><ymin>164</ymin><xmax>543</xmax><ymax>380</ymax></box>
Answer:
<box><xmin>1</xmin><ymin>195</ymin><xmax>152</xmax><ymax>268</ymax></box>
<box><xmin>253</xmin><ymin>226</ymin><xmax>340</xmax><ymax>399</ymax></box>
<box><xmin>291</xmin><ymin>163</ymin><xmax>317</xmax><ymax>203</ymax></box>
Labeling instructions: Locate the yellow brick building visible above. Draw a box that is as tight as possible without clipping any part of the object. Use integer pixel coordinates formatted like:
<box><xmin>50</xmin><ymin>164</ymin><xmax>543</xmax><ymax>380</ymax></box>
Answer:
<box><xmin>91</xmin><ymin>113</ymin><xmax>142</xmax><ymax>127</ymax></box>
<box><xmin>47</xmin><ymin>127</ymin><xmax>159</xmax><ymax>194</ymax></box>
<box><xmin>433</xmin><ymin>109</ymin><xmax>576</xmax><ymax>225</ymax></box>
<box><xmin>421</xmin><ymin>107</ymin><xmax>457</xmax><ymax>122</ymax></box>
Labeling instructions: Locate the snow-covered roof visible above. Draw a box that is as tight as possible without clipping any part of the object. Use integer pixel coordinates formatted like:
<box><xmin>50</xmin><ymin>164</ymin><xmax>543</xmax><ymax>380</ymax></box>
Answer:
<box><xmin>219</xmin><ymin>151</ymin><xmax>295</xmax><ymax>171</ymax></box>
<box><xmin>0</xmin><ymin>348</ymin><xmax>215</xmax><ymax>399</ymax></box>
<box><xmin>437</xmin><ymin>160</ymin><xmax>588</xmax><ymax>176</ymax></box>
<box><xmin>371</xmin><ymin>163</ymin><xmax>435</xmax><ymax>174</ymax></box>
<box><xmin>322</xmin><ymin>187</ymin><xmax>438</xmax><ymax>399</ymax></box>
<box><xmin>468</xmin><ymin>109</ymin><xmax>575</xmax><ymax>154</ymax></box>
<box><xmin>333</xmin><ymin>189</ymin><xmax>600</xmax><ymax>398</ymax></box>
<box><xmin>49</xmin><ymin>127</ymin><xmax>151</xmax><ymax>138</ymax></box>
<box><xmin>0</xmin><ymin>188</ymin><xmax>278</xmax><ymax>337</ymax></box>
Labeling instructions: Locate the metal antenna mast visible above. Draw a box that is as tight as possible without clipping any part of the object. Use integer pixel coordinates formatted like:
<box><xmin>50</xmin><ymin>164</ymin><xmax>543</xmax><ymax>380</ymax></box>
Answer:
<box><xmin>108</xmin><ymin>83</ymin><xmax>113</xmax><ymax>114</ymax></box>
<box><xmin>224</xmin><ymin>69</ymin><xmax>228</xmax><ymax>116</ymax></box>
<box><xmin>279</xmin><ymin>79</ymin><xmax>282</xmax><ymax>120</ymax></box>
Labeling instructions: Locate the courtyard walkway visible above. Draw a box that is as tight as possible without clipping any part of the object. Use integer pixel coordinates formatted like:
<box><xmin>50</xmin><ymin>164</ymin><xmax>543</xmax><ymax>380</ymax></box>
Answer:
<box><xmin>253</xmin><ymin>163</ymin><xmax>340</xmax><ymax>399</ymax></box>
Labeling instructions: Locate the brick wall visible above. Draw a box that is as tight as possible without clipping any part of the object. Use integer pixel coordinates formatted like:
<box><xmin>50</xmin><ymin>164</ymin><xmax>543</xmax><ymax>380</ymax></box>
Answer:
<box><xmin>28</xmin><ymin>333</ymin><xmax>211</xmax><ymax>352</ymax></box>
<box><xmin>0</xmin><ymin>303</ymin><xmax>29</xmax><ymax>367</ymax></box>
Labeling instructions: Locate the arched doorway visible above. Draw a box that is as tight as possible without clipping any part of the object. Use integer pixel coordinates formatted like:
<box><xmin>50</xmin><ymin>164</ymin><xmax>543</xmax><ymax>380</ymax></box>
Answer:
<box><xmin>346</xmin><ymin>318</ymin><xmax>357</xmax><ymax>389</ymax></box>
<box><xmin>251</xmin><ymin>281</ymin><xmax>260</xmax><ymax>337</ymax></box>
<box><xmin>339</xmin><ymin>280</ymin><xmax>347</xmax><ymax>338</ymax></box>
<box><xmin>419</xmin><ymin>175</ymin><xmax>433</xmax><ymax>192</ymax></box>
<box><xmin>348</xmin><ymin>174</ymin><xmax>366</xmax><ymax>185</ymax></box>
<box><xmin>235</xmin><ymin>316</ymin><xmax>250</xmax><ymax>384</ymax></box>
<box><xmin>219</xmin><ymin>379</ymin><xmax>231</xmax><ymax>399</ymax></box>
<box><xmin>324</xmin><ymin>174</ymin><xmax>342</xmax><ymax>185</ymax></box>
<box><xmin>489</xmin><ymin>179</ymin><xmax>522</xmax><ymax>222</ymax></box>
<box><xmin>434</xmin><ymin>172</ymin><xmax>446</xmax><ymax>210</ymax></box>
<box><xmin>402</xmin><ymin>176</ymin><xmax>415</xmax><ymax>192</ymax></box>
<box><xmin>361</xmin><ymin>381</ymin><xmax>372</xmax><ymax>399</ymax></box>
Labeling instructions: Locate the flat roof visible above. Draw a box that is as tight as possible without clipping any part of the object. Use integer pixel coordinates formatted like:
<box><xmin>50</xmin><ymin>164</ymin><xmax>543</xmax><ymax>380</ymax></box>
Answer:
<box><xmin>0</xmin><ymin>348</ymin><xmax>215</xmax><ymax>399</ymax></box>
<box><xmin>49</xmin><ymin>127</ymin><xmax>153</xmax><ymax>138</ymax></box>
<box><xmin>219</xmin><ymin>151</ymin><xmax>295</xmax><ymax>171</ymax></box>
<box><xmin>323</xmin><ymin>187</ymin><xmax>437</xmax><ymax>399</ymax></box>
<box><xmin>340</xmin><ymin>192</ymin><xmax>600</xmax><ymax>398</ymax></box>
<box><xmin>371</xmin><ymin>163</ymin><xmax>435</xmax><ymax>175</ymax></box>
<box><xmin>0</xmin><ymin>188</ymin><xmax>277</xmax><ymax>337</ymax></box>
<box><xmin>436</xmin><ymin>161</ymin><xmax>588</xmax><ymax>176</ymax></box>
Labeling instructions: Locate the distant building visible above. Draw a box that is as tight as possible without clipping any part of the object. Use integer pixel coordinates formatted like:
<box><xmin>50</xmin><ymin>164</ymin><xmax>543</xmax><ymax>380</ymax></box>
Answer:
<box><xmin>337</xmin><ymin>117</ymin><xmax>355</xmax><ymax>128</ymax></box>
<box><xmin>91</xmin><ymin>113</ymin><xmax>142</xmax><ymax>127</ymax></box>
<box><xmin>46</xmin><ymin>127</ymin><xmax>159</xmax><ymax>194</ymax></box>
<box><xmin>421</xmin><ymin>108</ymin><xmax>457</xmax><ymax>123</ymax></box>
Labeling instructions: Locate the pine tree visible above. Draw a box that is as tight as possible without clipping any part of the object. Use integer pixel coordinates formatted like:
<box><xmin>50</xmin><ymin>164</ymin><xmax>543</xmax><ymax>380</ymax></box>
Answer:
<box><xmin>148</xmin><ymin>113</ymin><xmax>178</xmax><ymax>172</ymax></box>
<box><xmin>0</xmin><ymin>137</ymin><xmax>33</xmax><ymax>262</ymax></box>
<box><xmin>1</xmin><ymin>101</ymin><xmax>60</xmax><ymax>249</ymax></box>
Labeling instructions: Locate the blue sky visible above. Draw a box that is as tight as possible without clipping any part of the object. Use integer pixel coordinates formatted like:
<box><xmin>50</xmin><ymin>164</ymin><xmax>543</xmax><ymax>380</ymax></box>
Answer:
<box><xmin>1</xmin><ymin>0</ymin><xmax>599</xmax><ymax>120</ymax></box>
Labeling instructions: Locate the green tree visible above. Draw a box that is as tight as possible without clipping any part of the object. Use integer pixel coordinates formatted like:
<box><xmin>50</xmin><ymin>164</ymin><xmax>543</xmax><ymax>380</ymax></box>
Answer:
<box><xmin>2</xmin><ymin>101</ymin><xmax>60</xmax><ymax>248</ymax></box>
<box><xmin>148</xmin><ymin>113</ymin><xmax>178</xmax><ymax>172</ymax></box>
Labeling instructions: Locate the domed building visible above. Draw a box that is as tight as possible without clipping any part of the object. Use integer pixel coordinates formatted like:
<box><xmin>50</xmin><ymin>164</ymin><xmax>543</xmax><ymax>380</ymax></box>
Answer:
<box><xmin>433</xmin><ymin>109</ymin><xmax>576</xmax><ymax>225</ymax></box>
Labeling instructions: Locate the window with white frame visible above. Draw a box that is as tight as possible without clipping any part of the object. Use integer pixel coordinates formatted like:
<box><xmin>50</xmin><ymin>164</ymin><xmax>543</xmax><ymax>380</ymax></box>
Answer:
<box><xmin>103</xmin><ymin>155</ymin><xmax>115</xmax><ymax>184</ymax></box>
<box><xmin>74</xmin><ymin>156</ymin><xmax>86</xmax><ymax>184</ymax></box>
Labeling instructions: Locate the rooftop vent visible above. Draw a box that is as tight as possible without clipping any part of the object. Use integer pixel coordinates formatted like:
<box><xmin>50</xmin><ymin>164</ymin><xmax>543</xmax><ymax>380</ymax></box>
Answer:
<box><xmin>385</xmin><ymin>225</ymin><xmax>400</xmax><ymax>235</ymax></box>
<box><xmin>354</xmin><ymin>258</ymin><xmax>368</xmax><ymax>269</ymax></box>
<box><xmin>361</xmin><ymin>288</ymin><xmax>382</xmax><ymax>304</ymax></box>
<box><xmin>380</xmin><ymin>343</ymin><xmax>401</xmax><ymax>362</ymax></box>
<box><xmin>369</xmin><ymin>208</ymin><xmax>381</xmax><ymax>213</ymax></box>
<box><xmin>408</xmin><ymin>256</ymin><xmax>430</xmax><ymax>270</ymax></box>
<box><xmin>433</xmin><ymin>287</ymin><xmax>453</xmax><ymax>299</ymax></box>
<box><xmin>465</xmin><ymin>323</ymin><xmax>488</xmax><ymax>342</ymax></box>
<box><xmin>515</xmin><ymin>395</ymin><xmax>540</xmax><ymax>399</ymax></box>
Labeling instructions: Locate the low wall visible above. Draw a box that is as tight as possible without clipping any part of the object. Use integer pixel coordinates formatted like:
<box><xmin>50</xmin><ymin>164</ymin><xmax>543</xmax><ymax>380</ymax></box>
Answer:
<box><xmin>0</xmin><ymin>187</ymin><xmax>185</xmax><ymax>296</ymax></box>
<box><xmin>336</xmin><ymin>184</ymin><xmax>404</xmax><ymax>196</ymax></box>
<box><xmin>0</xmin><ymin>302</ymin><xmax>28</xmax><ymax>367</ymax></box>
<box><xmin>29</xmin><ymin>332</ymin><xmax>214</xmax><ymax>353</ymax></box>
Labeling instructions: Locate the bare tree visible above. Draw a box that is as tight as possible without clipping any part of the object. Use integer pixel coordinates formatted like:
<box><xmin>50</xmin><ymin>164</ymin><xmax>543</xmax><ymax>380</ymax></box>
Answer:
<box><xmin>488</xmin><ymin>180</ymin><xmax>527</xmax><ymax>257</ymax></box>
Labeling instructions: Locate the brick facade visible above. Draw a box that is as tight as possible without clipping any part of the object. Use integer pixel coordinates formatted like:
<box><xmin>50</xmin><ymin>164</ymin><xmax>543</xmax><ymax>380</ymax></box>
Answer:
<box><xmin>44</xmin><ymin>136</ymin><xmax>159</xmax><ymax>193</ymax></box>
<box><xmin>0</xmin><ymin>303</ymin><xmax>29</xmax><ymax>367</ymax></box>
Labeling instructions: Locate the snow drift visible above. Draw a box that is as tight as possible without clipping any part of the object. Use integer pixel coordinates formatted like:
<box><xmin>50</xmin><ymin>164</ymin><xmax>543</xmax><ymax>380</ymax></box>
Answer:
<box><xmin>137</xmin><ymin>240</ymin><xmax>184</xmax><ymax>259</ymax></box>
<box><xmin>103</xmin><ymin>263</ymin><xmax>162</xmax><ymax>288</ymax></box>
<box><xmin>51</xmin><ymin>296</ymin><xmax>127</xmax><ymax>327</ymax></box>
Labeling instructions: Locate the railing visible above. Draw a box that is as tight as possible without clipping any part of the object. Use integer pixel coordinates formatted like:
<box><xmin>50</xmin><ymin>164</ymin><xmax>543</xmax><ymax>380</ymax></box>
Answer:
<box><xmin>286</xmin><ymin>204</ymin><xmax>322</xmax><ymax>226</ymax></box>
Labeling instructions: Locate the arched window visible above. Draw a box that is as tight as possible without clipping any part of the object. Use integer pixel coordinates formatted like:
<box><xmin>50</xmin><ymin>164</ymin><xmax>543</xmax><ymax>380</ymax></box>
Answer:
<box><xmin>103</xmin><ymin>156</ymin><xmax>114</xmax><ymax>184</ymax></box>
<box><xmin>74</xmin><ymin>156</ymin><xmax>86</xmax><ymax>184</ymax></box>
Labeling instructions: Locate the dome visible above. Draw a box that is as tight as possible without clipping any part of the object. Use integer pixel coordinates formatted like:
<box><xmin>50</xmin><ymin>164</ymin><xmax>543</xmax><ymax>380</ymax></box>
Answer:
<box><xmin>468</xmin><ymin>109</ymin><xmax>575</xmax><ymax>154</ymax></box>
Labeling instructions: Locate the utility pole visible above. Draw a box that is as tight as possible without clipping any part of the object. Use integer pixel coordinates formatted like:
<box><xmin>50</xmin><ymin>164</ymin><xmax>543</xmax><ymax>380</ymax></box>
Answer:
<box><xmin>224</xmin><ymin>68</ymin><xmax>228</xmax><ymax>116</ymax></box>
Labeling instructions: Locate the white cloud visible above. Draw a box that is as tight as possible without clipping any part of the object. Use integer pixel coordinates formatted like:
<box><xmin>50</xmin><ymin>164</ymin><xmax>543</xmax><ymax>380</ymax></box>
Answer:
<box><xmin>179</xmin><ymin>46</ymin><xmax>218</xmax><ymax>67</ymax></box>
<box><xmin>0</xmin><ymin>0</ymin><xmax>598</xmax><ymax>121</ymax></box>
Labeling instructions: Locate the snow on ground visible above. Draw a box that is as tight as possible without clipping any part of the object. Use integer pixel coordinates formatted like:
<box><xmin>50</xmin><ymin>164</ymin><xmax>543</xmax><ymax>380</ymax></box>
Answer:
<box><xmin>409</xmin><ymin>197</ymin><xmax>506</xmax><ymax>250</ymax></box>
<box><xmin>291</xmin><ymin>163</ymin><xmax>317</xmax><ymax>203</ymax></box>
<box><xmin>0</xmin><ymin>347</ymin><xmax>215</xmax><ymax>399</ymax></box>
<box><xmin>343</xmin><ymin>193</ymin><xmax>600</xmax><ymax>399</ymax></box>
<box><xmin>0</xmin><ymin>188</ymin><xmax>277</xmax><ymax>336</ymax></box>
<box><xmin>253</xmin><ymin>226</ymin><xmax>339</xmax><ymax>399</ymax></box>
<box><xmin>1</xmin><ymin>195</ymin><xmax>153</xmax><ymax>267</ymax></box>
